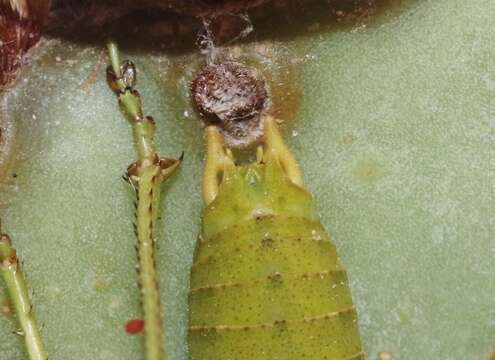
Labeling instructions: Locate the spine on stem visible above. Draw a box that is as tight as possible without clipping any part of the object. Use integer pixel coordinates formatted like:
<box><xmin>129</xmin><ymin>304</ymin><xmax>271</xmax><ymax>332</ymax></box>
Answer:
<box><xmin>106</xmin><ymin>41</ymin><xmax>181</xmax><ymax>360</ymax></box>
<box><xmin>0</xmin><ymin>224</ymin><xmax>47</xmax><ymax>360</ymax></box>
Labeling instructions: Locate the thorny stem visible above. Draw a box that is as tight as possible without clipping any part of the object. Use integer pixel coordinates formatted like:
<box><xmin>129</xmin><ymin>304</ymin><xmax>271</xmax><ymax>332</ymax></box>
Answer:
<box><xmin>106</xmin><ymin>41</ymin><xmax>181</xmax><ymax>360</ymax></box>
<box><xmin>0</xmin><ymin>223</ymin><xmax>47</xmax><ymax>360</ymax></box>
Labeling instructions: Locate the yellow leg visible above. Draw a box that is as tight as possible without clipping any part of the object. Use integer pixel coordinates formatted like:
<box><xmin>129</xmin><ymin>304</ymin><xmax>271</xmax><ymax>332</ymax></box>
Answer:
<box><xmin>203</xmin><ymin>126</ymin><xmax>235</xmax><ymax>206</ymax></box>
<box><xmin>263</xmin><ymin>115</ymin><xmax>304</xmax><ymax>188</ymax></box>
<box><xmin>203</xmin><ymin>116</ymin><xmax>304</xmax><ymax>205</ymax></box>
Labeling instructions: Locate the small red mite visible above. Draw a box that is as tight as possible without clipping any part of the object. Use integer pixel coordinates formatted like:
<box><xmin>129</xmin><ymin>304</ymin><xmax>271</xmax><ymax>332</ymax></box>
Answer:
<box><xmin>125</xmin><ymin>319</ymin><xmax>144</xmax><ymax>335</ymax></box>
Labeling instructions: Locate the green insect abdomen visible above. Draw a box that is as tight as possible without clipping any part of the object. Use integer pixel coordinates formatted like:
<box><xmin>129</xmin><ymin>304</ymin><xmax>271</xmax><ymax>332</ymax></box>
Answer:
<box><xmin>188</xmin><ymin>154</ymin><xmax>363</xmax><ymax>359</ymax></box>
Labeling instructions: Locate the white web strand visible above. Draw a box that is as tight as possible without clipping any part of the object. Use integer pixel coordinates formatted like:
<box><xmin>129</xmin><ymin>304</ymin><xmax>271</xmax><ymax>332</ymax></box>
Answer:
<box><xmin>197</xmin><ymin>12</ymin><xmax>254</xmax><ymax>65</ymax></box>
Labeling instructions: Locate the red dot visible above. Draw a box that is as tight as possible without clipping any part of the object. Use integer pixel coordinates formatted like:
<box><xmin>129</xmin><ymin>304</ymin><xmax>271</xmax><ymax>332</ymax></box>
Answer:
<box><xmin>125</xmin><ymin>319</ymin><xmax>144</xmax><ymax>334</ymax></box>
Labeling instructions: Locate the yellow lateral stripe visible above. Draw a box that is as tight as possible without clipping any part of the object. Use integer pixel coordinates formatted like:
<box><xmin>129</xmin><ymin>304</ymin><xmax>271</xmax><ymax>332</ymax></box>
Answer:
<box><xmin>189</xmin><ymin>306</ymin><xmax>356</xmax><ymax>332</ymax></box>
<box><xmin>198</xmin><ymin>215</ymin><xmax>323</xmax><ymax>247</ymax></box>
<box><xmin>192</xmin><ymin>221</ymin><xmax>329</xmax><ymax>269</ymax></box>
<box><xmin>188</xmin><ymin>267</ymin><xmax>346</xmax><ymax>294</ymax></box>
<box><xmin>201</xmin><ymin>213</ymin><xmax>325</xmax><ymax>244</ymax></box>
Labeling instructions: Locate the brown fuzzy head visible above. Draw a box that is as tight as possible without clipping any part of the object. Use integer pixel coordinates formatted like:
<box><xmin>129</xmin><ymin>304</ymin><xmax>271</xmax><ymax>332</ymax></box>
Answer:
<box><xmin>191</xmin><ymin>62</ymin><xmax>270</xmax><ymax>148</ymax></box>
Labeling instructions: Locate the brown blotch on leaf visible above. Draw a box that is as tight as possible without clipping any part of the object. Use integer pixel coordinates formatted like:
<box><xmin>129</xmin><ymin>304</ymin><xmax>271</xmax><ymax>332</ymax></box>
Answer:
<box><xmin>1</xmin><ymin>299</ymin><xmax>12</xmax><ymax>316</ymax></box>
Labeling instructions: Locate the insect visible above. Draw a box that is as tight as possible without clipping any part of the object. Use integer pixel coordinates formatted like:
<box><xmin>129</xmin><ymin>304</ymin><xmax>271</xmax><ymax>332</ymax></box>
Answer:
<box><xmin>188</xmin><ymin>63</ymin><xmax>364</xmax><ymax>359</ymax></box>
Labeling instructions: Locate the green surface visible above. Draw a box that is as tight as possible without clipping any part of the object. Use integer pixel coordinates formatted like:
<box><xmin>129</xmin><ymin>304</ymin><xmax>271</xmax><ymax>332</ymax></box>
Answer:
<box><xmin>0</xmin><ymin>0</ymin><xmax>494</xmax><ymax>359</ymax></box>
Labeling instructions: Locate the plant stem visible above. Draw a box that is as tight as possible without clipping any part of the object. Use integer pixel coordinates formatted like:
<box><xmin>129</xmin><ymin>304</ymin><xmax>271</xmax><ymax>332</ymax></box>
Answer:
<box><xmin>0</xmin><ymin>225</ymin><xmax>47</xmax><ymax>360</ymax></box>
<box><xmin>106</xmin><ymin>41</ymin><xmax>181</xmax><ymax>360</ymax></box>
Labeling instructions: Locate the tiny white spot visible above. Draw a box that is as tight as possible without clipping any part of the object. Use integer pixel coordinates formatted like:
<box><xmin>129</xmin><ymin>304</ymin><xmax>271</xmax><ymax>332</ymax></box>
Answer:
<box><xmin>378</xmin><ymin>352</ymin><xmax>393</xmax><ymax>360</ymax></box>
<box><xmin>107</xmin><ymin>295</ymin><xmax>123</xmax><ymax>317</ymax></box>
<box><xmin>311</xmin><ymin>230</ymin><xmax>322</xmax><ymax>241</ymax></box>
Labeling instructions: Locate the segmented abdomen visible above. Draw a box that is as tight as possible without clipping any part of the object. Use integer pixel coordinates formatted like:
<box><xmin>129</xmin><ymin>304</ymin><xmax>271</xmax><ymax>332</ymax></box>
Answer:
<box><xmin>189</xmin><ymin>215</ymin><xmax>363</xmax><ymax>359</ymax></box>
